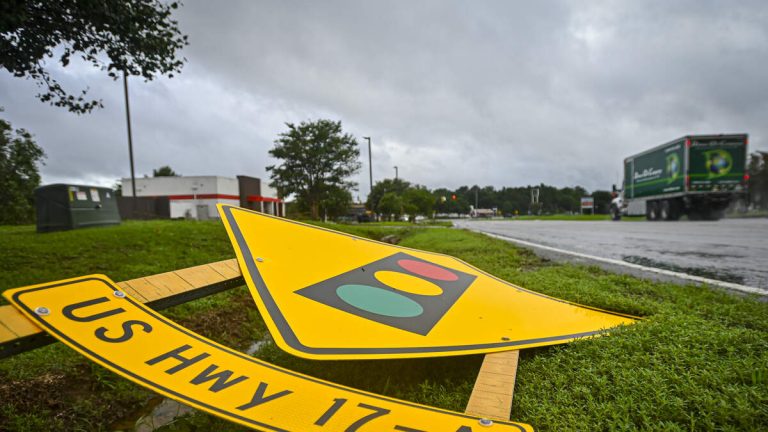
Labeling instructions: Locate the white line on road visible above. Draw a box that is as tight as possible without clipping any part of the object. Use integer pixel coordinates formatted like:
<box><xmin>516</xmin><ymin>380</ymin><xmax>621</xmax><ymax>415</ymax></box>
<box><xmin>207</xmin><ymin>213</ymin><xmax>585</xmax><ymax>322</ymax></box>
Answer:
<box><xmin>472</xmin><ymin>229</ymin><xmax>765</xmax><ymax>296</ymax></box>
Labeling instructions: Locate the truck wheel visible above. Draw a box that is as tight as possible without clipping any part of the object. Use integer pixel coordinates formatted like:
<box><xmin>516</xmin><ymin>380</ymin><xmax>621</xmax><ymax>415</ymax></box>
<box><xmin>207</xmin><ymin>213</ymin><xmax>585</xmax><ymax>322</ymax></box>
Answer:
<box><xmin>646</xmin><ymin>201</ymin><xmax>659</xmax><ymax>221</ymax></box>
<box><xmin>660</xmin><ymin>201</ymin><xmax>671</xmax><ymax>221</ymax></box>
<box><xmin>611</xmin><ymin>206</ymin><xmax>622</xmax><ymax>221</ymax></box>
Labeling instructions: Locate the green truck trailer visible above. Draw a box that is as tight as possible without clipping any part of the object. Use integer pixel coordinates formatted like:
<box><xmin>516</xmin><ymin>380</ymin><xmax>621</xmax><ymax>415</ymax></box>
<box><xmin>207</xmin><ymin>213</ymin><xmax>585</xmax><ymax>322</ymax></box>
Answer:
<box><xmin>611</xmin><ymin>134</ymin><xmax>748</xmax><ymax>221</ymax></box>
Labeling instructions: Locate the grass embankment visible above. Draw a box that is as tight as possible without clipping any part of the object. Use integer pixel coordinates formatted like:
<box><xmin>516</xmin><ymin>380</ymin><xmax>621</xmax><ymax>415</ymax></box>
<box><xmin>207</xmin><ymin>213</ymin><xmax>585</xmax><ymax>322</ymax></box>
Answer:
<box><xmin>1</xmin><ymin>221</ymin><xmax>767</xmax><ymax>431</ymax></box>
<box><xmin>330</xmin><ymin>220</ymin><xmax>454</xmax><ymax>227</ymax></box>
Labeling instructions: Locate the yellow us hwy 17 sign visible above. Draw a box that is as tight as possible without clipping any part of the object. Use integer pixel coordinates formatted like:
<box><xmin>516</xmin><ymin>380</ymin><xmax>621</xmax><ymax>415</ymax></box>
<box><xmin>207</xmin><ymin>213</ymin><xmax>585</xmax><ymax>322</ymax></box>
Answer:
<box><xmin>3</xmin><ymin>276</ymin><xmax>533</xmax><ymax>432</ymax></box>
<box><xmin>218</xmin><ymin>205</ymin><xmax>636</xmax><ymax>360</ymax></box>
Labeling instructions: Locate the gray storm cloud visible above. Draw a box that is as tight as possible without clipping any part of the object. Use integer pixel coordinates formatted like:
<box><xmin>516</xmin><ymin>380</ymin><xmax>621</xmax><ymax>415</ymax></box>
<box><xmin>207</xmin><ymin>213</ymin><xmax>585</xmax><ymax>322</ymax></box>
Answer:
<box><xmin>1</xmin><ymin>0</ymin><xmax>766</xmax><ymax>195</ymax></box>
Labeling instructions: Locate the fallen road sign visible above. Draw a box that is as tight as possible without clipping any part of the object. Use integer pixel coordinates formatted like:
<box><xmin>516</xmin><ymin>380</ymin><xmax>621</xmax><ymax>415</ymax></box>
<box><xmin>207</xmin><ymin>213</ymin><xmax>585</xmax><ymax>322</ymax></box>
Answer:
<box><xmin>218</xmin><ymin>204</ymin><xmax>637</xmax><ymax>360</ymax></box>
<box><xmin>3</xmin><ymin>275</ymin><xmax>533</xmax><ymax>432</ymax></box>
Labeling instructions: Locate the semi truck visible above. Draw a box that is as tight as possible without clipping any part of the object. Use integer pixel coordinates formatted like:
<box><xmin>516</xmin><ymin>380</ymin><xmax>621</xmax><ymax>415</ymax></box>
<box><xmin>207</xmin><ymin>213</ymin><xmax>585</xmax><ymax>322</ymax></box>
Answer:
<box><xmin>611</xmin><ymin>134</ymin><xmax>748</xmax><ymax>221</ymax></box>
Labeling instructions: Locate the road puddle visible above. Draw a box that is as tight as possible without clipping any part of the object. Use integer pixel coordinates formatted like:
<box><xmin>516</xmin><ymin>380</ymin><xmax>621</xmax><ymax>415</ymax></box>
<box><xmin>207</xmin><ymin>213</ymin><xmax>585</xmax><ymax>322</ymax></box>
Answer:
<box><xmin>246</xmin><ymin>333</ymin><xmax>273</xmax><ymax>355</ymax></box>
<box><xmin>110</xmin><ymin>396</ymin><xmax>194</xmax><ymax>431</ymax></box>
<box><xmin>622</xmin><ymin>255</ymin><xmax>745</xmax><ymax>284</ymax></box>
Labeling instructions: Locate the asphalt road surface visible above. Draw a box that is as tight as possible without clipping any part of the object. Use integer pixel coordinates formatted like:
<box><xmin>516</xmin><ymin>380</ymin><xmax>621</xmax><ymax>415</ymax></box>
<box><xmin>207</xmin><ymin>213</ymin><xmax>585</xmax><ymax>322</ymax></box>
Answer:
<box><xmin>454</xmin><ymin>218</ymin><xmax>768</xmax><ymax>293</ymax></box>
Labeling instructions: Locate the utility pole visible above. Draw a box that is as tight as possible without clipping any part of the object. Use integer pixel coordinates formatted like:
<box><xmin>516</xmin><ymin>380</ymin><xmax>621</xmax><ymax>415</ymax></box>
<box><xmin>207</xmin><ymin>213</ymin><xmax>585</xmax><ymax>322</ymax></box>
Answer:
<box><xmin>394</xmin><ymin>166</ymin><xmax>398</xmax><ymax>180</ymax></box>
<box><xmin>530</xmin><ymin>187</ymin><xmax>540</xmax><ymax>215</ymax></box>
<box><xmin>475</xmin><ymin>186</ymin><xmax>479</xmax><ymax>208</ymax></box>
<box><xmin>362</xmin><ymin>136</ymin><xmax>373</xmax><ymax>194</ymax></box>
<box><xmin>123</xmin><ymin>71</ymin><xmax>136</xmax><ymax>213</ymax></box>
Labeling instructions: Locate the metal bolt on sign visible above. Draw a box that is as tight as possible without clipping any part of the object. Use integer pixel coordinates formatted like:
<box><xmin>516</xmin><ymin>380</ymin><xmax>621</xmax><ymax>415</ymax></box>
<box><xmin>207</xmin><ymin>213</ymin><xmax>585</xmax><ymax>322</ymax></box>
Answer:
<box><xmin>34</xmin><ymin>306</ymin><xmax>50</xmax><ymax>316</ymax></box>
<box><xmin>256</xmin><ymin>257</ymin><xmax>264</xmax><ymax>262</ymax></box>
<box><xmin>479</xmin><ymin>418</ymin><xmax>494</xmax><ymax>427</ymax></box>
<box><xmin>113</xmin><ymin>291</ymin><xmax>127</xmax><ymax>298</ymax></box>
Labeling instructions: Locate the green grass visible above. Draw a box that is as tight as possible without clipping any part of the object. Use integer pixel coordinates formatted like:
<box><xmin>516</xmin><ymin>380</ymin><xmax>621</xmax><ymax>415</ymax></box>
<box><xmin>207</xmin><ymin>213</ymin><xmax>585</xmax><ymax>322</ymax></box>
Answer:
<box><xmin>1</xmin><ymin>221</ymin><xmax>767</xmax><ymax>431</ymax></box>
<box><xmin>726</xmin><ymin>210</ymin><xmax>768</xmax><ymax>219</ymax></box>
<box><xmin>327</xmin><ymin>219</ymin><xmax>454</xmax><ymax>227</ymax></box>
<box><xmin>0</xmin><ymin>220</ymin><xmax>235</xmax><ymax>303</ymax></box>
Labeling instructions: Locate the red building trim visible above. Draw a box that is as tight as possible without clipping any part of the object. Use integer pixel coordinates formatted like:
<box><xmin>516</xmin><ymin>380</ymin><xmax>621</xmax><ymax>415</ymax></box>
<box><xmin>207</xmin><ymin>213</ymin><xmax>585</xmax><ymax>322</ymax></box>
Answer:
<box><xmin>166</xmin><ymin>194</ymin><xmax>240</xmax><ymax>200</ymax></box>
<box><xmin>247</xmin><ymin>195</ymin><xmax>283</xmax><ymax>203</ymax></box>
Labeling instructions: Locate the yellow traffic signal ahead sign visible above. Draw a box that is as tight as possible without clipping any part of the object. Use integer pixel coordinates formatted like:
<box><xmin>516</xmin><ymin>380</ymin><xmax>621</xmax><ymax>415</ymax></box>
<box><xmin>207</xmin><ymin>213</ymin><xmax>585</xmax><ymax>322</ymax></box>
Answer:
<box><xmin>219</xmin><ymin>205</ymin><xmax>636</xmax><ymax>360</ymax></box>
<box><xmin>3</xmin><ymin>275</ymin><xmax>533</xmax><ymax>431</ymax></box>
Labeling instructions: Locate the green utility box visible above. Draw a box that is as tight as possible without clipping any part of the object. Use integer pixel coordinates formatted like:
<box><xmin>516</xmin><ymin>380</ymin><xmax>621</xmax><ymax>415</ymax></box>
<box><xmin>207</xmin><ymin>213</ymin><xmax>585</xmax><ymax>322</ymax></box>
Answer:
<box><xmin>35</xmin><ymin>184</ymin><xmax>121</xmax><ymax>233</ymax></box>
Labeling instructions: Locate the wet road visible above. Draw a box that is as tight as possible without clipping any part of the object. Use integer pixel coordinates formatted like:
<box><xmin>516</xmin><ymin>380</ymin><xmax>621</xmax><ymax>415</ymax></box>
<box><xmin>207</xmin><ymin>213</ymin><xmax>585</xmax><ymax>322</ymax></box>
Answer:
<box><xmin>455</xmin><ymin>218</ymin><xmax>768</xmax><ymax>292</ymax></box>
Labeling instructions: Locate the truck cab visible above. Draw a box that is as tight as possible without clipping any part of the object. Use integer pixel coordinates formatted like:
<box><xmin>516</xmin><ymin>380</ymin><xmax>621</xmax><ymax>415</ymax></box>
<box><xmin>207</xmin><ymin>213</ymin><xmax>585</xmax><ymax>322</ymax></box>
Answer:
<box><xmin>610</xmin><ymin>185</ymin><xmax>623</xmax><ymax>221</ymax></box>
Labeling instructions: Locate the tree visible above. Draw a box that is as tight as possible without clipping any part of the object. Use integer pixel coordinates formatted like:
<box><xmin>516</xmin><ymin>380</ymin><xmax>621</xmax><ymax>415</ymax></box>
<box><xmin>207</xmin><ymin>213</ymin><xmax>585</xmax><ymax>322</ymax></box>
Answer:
<box><xmin>402</xmin><ymin>186</ymin><xmax>434</xmax><ymax>219</ymax></box>
<box><xmin>267</xmin><ymin>119</ymin><xmax>361</xmax><ymax>219</ymax></box>
<box><xmin>0</xmin><ymin>116</ymin><xmax>45</xmax><ymax>224</ymax></box>
<box><xmin>377</xmin><ymin>192</ymin><xmax>403</xmax><ymax>221</ymax></box>
<box><xmin>320</xmin><ymin>186</ymin><xmax>353</xmax><ymax>220</ymax></box>
<box><xmin>1</xmin><ymin>0</ymin><xmax>188</xmax><ymax>114</ymax></box>
<box><xmin>366</xmin><ymin>178</ymin><xmax>410</xmax><ymax>214</ymax></box>
<box><xmin>592</xmin><ymin>190</ymin><xmax>613</xmax><ymax>214</ymax></box>
<box><xmin>153</xmin><ymin>165</ymin><xmax>179</xmax><ymax>177</ymax></box>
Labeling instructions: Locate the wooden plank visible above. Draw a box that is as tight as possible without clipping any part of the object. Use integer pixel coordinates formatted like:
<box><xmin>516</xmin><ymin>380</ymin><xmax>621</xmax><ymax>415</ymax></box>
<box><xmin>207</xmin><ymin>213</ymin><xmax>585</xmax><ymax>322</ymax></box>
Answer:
<box><xmin>175</xmin><ymin>264</ymin><xmax>226</xmax><ymax>289</ymax></box>
<box><xmin>464</xmin><ymin>350</ymin><xmax>520</xmax><ymax>421</ymax></box>
<box><xmin>208</xmin><ymin>260</ymin><xmax>240</xmax><ymax>279</ymax></box>
<box><xmin>0</xmin><ymin>259</ymin><xmax>245</xmax><ymax>359</ymax></box>
<box><xmin>221</xmin><ymin>258</ymin><xmax>241</xmax><ymax>274</ymax></box>
<box><xmin>121</xmin><ymin>278</ymin><xmax>167</xmax><ymax>302</ymax></box>
<box><xmin>0</xmin><ymin>320</ymin><xmax>17</xmax><ymax>341</ymax></box>
<box><xmin>117</xmin><ymin>281</ymin><xmax>149</xmax><ymax>303</ymax></box>
<box><xmin>145</xmin><ymin>273</ymin><xmax>191</xmax><ymax>297</ymax></box>
<box><xmin>0</xmin><ymin>305</ymin><xmax>40</xmax><ymax>338</ymax></box>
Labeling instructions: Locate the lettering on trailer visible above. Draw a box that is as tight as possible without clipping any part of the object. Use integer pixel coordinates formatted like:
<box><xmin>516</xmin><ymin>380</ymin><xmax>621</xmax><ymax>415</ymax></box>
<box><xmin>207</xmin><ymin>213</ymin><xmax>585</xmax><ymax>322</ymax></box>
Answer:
<box><xmin>3</xmin><ymin>276</ymin><xmax>533</xmax><ymax>432</ymax></box>
<box><xmin>633</xmin><ymin>168</ymin><xmax>663</xmax><ymax>182</ymax></box>
<box><xmin>218</xmin><ymin>204</ymin><xmax>637</xmax><ymax>360</ymax></box>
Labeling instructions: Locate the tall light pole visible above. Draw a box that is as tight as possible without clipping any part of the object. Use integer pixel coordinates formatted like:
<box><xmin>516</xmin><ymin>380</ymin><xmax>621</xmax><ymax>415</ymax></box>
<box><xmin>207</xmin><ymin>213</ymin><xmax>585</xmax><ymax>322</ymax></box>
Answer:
<box><xmin>123</xmin><ymin>71</ymin><xmax>136</xmax><ymax>212</ymax></box>
<box><xmin>362</xmin><ymin>136</ymin><xmax>373</xmax><ymax>194</ymax></box>
<box><xmin>394</xmin><ymin>166</ymin><xmax>398</xmax><ymax>180</ymax></box>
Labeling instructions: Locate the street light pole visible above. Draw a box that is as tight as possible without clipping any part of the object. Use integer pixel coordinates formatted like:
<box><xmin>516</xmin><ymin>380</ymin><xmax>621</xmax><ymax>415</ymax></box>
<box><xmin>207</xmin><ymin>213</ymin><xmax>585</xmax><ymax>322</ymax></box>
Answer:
<box><xmin>362</xmin><ymin>136</ymin><xmax>373</xmax><ymax>194</ymax></box>
<box><xmin>394</xmin><ymin>166</ymin><xmax>398</xmax><ymax>180</ymax></box>
<box><xmin>123</xmin><ymin>71</ymin><xmax>136</xmax><ymax>214</ymax></box>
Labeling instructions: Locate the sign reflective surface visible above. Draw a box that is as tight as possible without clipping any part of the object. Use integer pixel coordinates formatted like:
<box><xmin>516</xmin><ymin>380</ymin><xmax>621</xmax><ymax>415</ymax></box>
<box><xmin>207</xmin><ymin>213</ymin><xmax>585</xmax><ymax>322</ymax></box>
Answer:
<box><xmin>4</xmin><ymin>276</ymin><xmax>533</xmax><ymax>432</ymax></box>
<box><xmin>219</xmin><ymin>205</ymin><xmax>636</xmax><ymax>360</ymax></box>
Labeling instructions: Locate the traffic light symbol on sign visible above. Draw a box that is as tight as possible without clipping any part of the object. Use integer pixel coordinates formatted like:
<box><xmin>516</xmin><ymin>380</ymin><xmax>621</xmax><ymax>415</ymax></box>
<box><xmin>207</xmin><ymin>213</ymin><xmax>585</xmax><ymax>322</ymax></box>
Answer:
<box><xmin>295</xmin><ymin>252</ymin><xmax>477</xmax><ymax>335</ymax></box>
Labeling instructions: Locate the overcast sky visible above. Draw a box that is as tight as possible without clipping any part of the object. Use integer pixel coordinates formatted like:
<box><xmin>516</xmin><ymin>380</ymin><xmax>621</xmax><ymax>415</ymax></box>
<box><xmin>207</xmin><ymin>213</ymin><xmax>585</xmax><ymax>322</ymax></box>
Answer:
<box><xmin>2</xmin><ymin>0</ymin><xmax>767</xmax><ymax>199</ymax></box>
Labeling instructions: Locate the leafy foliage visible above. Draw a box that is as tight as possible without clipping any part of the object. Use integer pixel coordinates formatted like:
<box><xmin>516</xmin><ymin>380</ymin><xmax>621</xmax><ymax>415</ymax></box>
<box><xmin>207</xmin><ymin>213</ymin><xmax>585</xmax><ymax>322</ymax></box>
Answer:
<box><xmin>367</xmin><ymin>179</ymin><xmax>435</xmax><ymax>221</ymax></box>
<box><xmin>267</xmin><ymin>119</ymin><xmax>360</xmax><ymax>219</ymax></box>
<box><xmin>0</xmin><ymin>0</ymin><xmax>188</xmax><ymax>114</ymax></box>
<box><xmin>402</xmin><ymin>186</ymin><xmax>435</xmax><ymax>219</ymax></box>
<box><xmin>366</xmin><ymin>178</ymin><xmax>410</xmax><ymax>214</ymax></box>
<box><xmin>377</xmin><ymin>191</ymin><xmax>404</xmax><ymax>220</ymax></box>
<box><xmin>433</xmin><ymin>184</ymin><xmax>606</xmax><ymax>216</ymax></box>
<box><xmin>0</xmin><ymin>116</ymin><xmax>45</xmax><ymax>224</ymax></box>
<box><xmin>152</xmin><ymin>165</ymin><xmax>179</xmax><ymax>177</ymax></box>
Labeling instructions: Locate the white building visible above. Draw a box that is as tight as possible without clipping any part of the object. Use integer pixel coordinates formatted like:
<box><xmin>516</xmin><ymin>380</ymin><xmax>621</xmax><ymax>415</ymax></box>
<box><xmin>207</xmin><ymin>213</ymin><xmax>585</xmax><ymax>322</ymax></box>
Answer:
<box><xmin>121</xmin><ymin>175</ymin><xmax>284</xmax><ymax>219</ymax></box>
